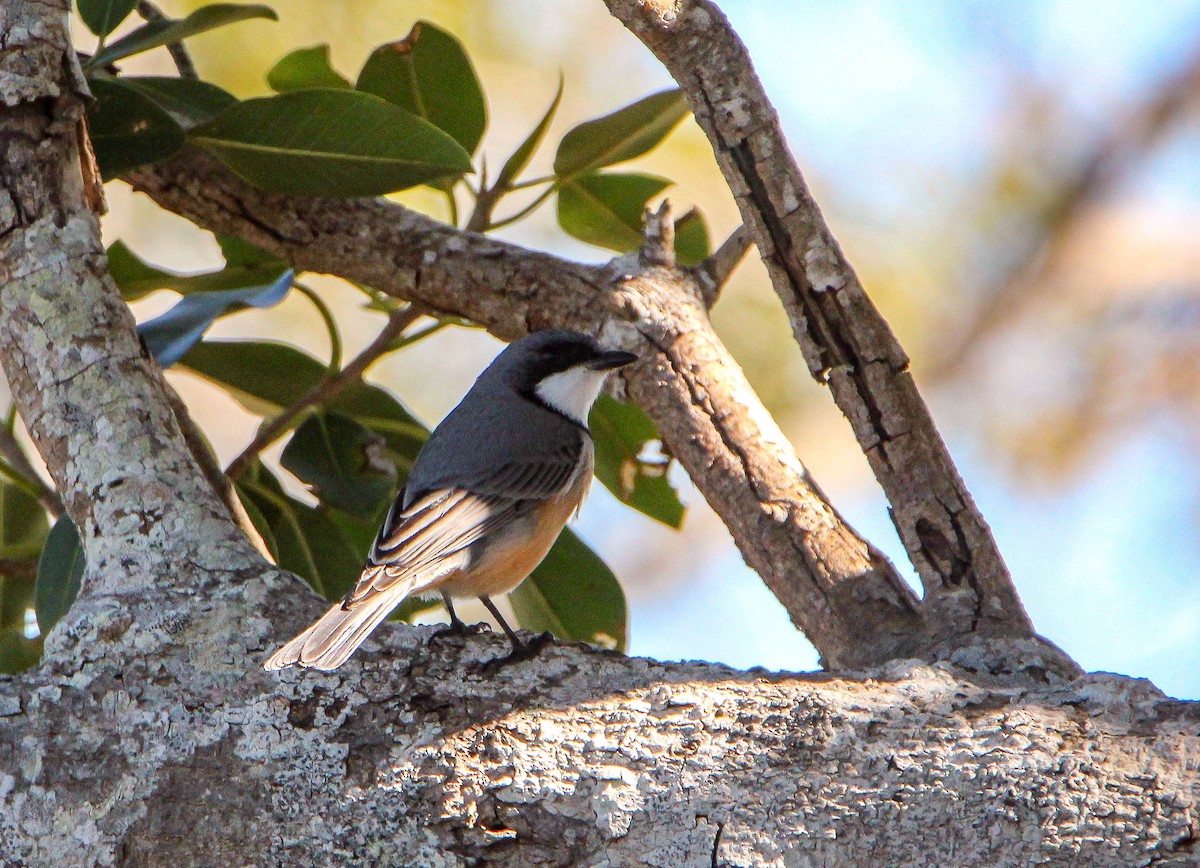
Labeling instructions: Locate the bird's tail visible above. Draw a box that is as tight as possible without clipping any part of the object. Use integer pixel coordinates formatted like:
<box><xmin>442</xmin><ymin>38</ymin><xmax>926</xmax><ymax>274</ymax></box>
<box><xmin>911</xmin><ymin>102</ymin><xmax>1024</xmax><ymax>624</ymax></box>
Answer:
<box><xmin>263</xmin><ymin>575</ymin><xmax>415</xmax><ymax>671</ymax></box>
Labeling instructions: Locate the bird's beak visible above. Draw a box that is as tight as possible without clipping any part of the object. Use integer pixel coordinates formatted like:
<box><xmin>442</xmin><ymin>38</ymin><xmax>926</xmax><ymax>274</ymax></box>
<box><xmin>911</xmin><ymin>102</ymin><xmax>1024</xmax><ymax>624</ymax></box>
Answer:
<box><xmin>588</xmin><ymin>350</ymin><xmax>639</xmax><ymax>371</ymax></box>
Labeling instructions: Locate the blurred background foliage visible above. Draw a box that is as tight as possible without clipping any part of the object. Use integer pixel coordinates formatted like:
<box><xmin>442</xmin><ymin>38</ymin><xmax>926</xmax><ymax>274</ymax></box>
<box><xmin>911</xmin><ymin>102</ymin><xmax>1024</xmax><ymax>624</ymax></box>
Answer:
<box><xmin>3</xmin><ymin>0</ymin><xmax>1200</xmax><ymax>696</ymax></box>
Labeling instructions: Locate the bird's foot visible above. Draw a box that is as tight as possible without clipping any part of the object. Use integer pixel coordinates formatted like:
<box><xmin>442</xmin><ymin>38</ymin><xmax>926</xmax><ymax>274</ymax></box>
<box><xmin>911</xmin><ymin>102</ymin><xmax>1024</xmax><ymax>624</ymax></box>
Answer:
<box><xmin>431</xmin><ymin>617</ymin><xmax>489</xmax><ymax>644</ymax></box>
<box><xmin>481</xmin><ymin>631</ymin><xmax>554</xmax><ymax>672</ymax></box>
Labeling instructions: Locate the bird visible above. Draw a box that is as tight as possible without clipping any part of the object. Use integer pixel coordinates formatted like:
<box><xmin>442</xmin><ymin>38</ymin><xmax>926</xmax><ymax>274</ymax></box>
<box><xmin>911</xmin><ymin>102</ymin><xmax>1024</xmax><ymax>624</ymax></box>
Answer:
<box><xmin>263</xmin><ymin>329</ymin><xmax>638</xmax><ymax>671</ymax></box>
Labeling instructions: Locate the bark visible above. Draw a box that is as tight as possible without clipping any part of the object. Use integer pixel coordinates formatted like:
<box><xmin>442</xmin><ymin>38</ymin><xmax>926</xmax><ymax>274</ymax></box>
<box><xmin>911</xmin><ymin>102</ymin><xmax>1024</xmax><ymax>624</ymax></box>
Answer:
<box><xmin>3</xmin><ymin>627</ymin><xmax>1199</xmax><ymax>866</ymax></box>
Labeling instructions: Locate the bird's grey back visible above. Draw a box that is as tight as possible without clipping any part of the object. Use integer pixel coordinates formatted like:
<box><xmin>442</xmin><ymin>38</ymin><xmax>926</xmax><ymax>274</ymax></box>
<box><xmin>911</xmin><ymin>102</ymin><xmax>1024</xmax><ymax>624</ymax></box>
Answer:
<box><xmin>402</xmin><ymin>361</ymin><xmax>586</xmax><ymax>507</ymax></box>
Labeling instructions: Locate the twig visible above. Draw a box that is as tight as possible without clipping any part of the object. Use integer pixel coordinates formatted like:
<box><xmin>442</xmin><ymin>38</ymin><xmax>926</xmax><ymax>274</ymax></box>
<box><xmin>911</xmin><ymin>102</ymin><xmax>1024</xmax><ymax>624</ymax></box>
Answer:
<box><xmin>0</xmin><ymin>425</ymin><xmax>63</xmax><ymax>519</ymax></box>
<box><xmin>224</xmin><ymin>305</ymin><xmax>422</xmax><ymax>482</ymax></box>
<box><xmin>136</xmin><ymin>1</ymin><xmax>197</xmax><ymax>79</ymax></box>
<box><xmin>698</xmin><ymin>224</ymin><xmax>752</xmax><ymax>307</ymax></box>
<box><xmin>0</xmin><ymin>558</ymin><xmax>37</xmax><ymax>581</ymax></box>
<box><xmin>640</xmin><ymin>200</ymin><xmax>675</xmax><ymax>268</ymax></box>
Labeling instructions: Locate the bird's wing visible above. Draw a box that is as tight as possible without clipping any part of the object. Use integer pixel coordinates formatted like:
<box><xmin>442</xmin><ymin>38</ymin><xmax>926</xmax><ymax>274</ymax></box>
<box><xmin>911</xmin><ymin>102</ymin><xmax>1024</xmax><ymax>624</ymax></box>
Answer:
<box><xmin>263</xmin><ymin>449</ymin><xmax>591</xmax><ymax>671</ymax></box>
<box><xmin>346</xmin><ymin>445</ymin><xmax>588</xmax><ymax>606</ymax></box>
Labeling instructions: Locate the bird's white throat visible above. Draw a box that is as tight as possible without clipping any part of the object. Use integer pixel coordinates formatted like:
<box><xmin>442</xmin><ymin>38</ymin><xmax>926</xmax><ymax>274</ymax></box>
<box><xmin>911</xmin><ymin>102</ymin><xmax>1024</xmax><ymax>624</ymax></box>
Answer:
<box><xmin>535</xmin><ymin>366</ymin><xmax>609</xmax><ymax>424</ymax></box>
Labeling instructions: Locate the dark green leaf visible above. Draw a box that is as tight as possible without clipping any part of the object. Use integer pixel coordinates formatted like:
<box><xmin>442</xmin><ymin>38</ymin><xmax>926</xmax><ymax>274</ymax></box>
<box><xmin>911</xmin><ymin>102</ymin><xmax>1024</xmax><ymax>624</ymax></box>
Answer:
<box><xmin>178</xmin><ymin>340</ymin><xmax>428</xmax><ymax>461</ymax></box>
<box><xmin>557</xmin><ymin>172</ymin><xmax>670</xmax><ymax>253</ymax></box>
<box><xmin>189</xmin><ymin>89</ymin><xmax>473</xmax><ymax>196</ymax></box>
<box><xmin>496</xmin><ymin>74</ymin><xmax>562</xmax><ymax>190</ymax></box>
<box><xmin>138</xmin><ymin>272</ymin><xmax>293</xmax><ymax>367</ymax></box>
<box><xmin>119</xmin><ymin>76</ymin><xmax>238</xmax><ymax>128</ymax></box>
<box><xmin>86</xmin><ymin>77</ymin><xmax>186</xmax><ymax>179</ymax></box>
<box><xmin>78</xmin><ymin>0</ymin><xmax>138</xmax><ymax>38</ymax></box>
<box><xmin>106</xmin><ymin>237</ymin><xmax>287</xmax><ymax>301</ymax></box>
<box><xmin>237</xmin><ymin>464</ymin><xmax>361</xmax><ymax>601</ymax></box>
<box><xmin>89</xmin><ymin>3</ymin><xmax>278</xmax><ymax>68</ymax></box>
<box><xmin>267</xmin><ymin>44</ymin><xmax>351</xmax><ymax>93</ymax></box>
<box><xmin>673</xmin><ymin>208</ymin><xmax>711</xmax><ymax>267</ymax></box>
<box><xmin>356</xmin><ymin>21</ymin><xmax>487</xmax><ymax>156</ymax></box>
<box><xmin>281</xmin><ymin>413</ymin><xmax>397</xmax><ymax>519</ymax></box>
<box><xmin>215</xmin><ymin>234</ymin><xmax>283</xmax><ymax>269</ymax></box>
<box><xmin>554</xmin><ymin>89</ymin><xmax>688</xmax><ymax>180</ymax></box>
<box><xmin>590</xmin><ymin>395</ymin><xmax>685</xmax><ymax>528</ymax></box>
<box><xmin>0</xmin><ymin>484</ymin><xmax>49</xmax><ymax>560</ymax></box>
<box><xmin>35</xmin><ymin>516</ymin><xmax>85</xmax><ymax>635</ymax></box>
<box><xmin>509</xmin><ymin>528</ymin><xmax>626</xmax><ymax>651</ymax></box>
<box><xmin>0</xmin><ymin>549</ymin><xmax>41</xmax><ymax>672</ymax></box>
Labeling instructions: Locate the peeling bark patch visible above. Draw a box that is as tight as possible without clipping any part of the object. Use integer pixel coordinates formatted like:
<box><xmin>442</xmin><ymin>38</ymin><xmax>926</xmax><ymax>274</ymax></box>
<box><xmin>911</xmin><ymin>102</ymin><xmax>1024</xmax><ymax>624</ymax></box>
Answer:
<box><xmin>116</xmin><ymin>738</ymin><xmax>274</xmax><ymax>867</ymax></box>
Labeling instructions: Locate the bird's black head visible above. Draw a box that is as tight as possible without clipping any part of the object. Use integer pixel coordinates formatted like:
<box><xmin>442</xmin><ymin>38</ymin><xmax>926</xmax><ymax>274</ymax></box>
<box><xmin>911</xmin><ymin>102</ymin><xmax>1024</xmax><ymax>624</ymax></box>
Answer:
<box><xmin>496</xmin><ymin>330</ymin><xmax>636</xmax><ymax>384</ymax></box>
<box><xmin>486</xmin><ymin>329</ymin><xmax>638</xmax><ymax>425</ymax></box>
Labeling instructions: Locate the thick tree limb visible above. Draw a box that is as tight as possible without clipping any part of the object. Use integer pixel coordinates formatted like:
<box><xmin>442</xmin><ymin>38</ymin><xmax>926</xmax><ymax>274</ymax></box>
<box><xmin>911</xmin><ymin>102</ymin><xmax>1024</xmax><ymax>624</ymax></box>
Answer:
<box><xmin>0</xmin><ymin>624</ymin><xmax>1195</xmax><ymax>866</ymax></box>
<box><xmin>0</xmin><ymin>0</ymin><xmax>282</xmax><ymax>642</ymax></box>
<box><xmin>604</xmin><ymin>0</ymin><xmax>1034</xmax><ymax>648</ymax></box>
<box><xmin>128</xmin><ymin>150</ymin><xmax>926</xmax><ymax>668</ymax></box>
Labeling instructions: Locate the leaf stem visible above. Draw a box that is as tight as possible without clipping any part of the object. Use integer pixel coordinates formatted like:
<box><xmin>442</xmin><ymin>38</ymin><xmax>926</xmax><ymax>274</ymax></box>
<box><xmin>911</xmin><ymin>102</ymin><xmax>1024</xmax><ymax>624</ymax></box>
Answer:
<box><xmin>504</xmin><ymin>174</ymin><xmax>555</xmax><ymax>192</ymax></box>
<box><xmin>292</xmin><ymin>282</ymin><xmax>343</xmax><ymax>373</ymax></box>
<box><xmin>487</xmin><ymin>183</ymin><xmax>559</xmax><ymax>231</ymax></box>
<box><xmin>224</xmin><ymin>305</ymin><xmax>422</xmax><ymax>482</ymax></box>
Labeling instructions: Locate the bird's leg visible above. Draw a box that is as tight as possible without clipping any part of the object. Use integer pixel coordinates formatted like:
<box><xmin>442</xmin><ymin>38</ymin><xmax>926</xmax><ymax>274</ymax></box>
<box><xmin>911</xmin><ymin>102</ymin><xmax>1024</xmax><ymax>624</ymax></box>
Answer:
<box><xmin>431</xmin><ymin>593</ymin><xmax>487</xmax><ymax>643</ymax></box>
<box><xmin>443</xmin><ymin>593</ymin><xmax>469</xmax><ymax>632</ymax></box>
<box><xmin>479</xmin><ymin>595</ymin><xmax>553</xmax><ymax>668</ymax></box>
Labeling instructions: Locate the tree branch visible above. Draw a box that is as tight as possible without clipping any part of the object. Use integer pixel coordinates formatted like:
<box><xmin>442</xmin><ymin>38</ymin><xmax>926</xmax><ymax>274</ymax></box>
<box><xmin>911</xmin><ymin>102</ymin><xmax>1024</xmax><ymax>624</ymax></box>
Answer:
<box><xmin>699</xmin><ymin>222</ymin><xmax>752</xmax><ymax>306</ymax></box>
<box><xmin>0</xmin><ymin>0</ymin><xmax>279</xmax><ymax>654</ymax></box>
<box><xmin>135</xmin><ymin>1</ymin><xmax>198</xmax><ymax>79</ymax></box>
<box><xmin>128</xmin><ymin>149</ymin><xmax>925</xmax><ymax>668</ymax></box>
<box><xmin>604</xmin><ymin>0</ymin><xmax>1035</xmax><ymax>648</ymax></box>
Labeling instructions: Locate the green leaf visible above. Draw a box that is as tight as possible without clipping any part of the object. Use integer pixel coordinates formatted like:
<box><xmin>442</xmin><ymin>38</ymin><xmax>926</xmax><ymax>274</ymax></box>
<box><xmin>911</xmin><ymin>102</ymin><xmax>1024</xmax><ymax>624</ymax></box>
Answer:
<box><xmin>119</xmin><ymin>76</ymin><xmax>238</xmax><ymax>129</ymax></box>
<box><xmin>180</xmin><ymin>340</ymin><xmax>322</xmax><ymax>415</ymax></box>
<box><xmin>267</xmin><ymin>44</ymin><xmax>351</xmax><ymax>93</ymax></box>
<box><xmin>281</xmin><ymin>413</ymin><xmax>397</xmax><ymax>519</ymax></box>
<box><xmin>557</xmin><ymin>172</ymin><xmax>670</xmax><ymax>253</ymax></box>
<box><xmin>0</xmin><ymin>557</ymin><xmax>41</xmax><ymax>673</ymax></box>
<box><xmin>89</xmin><ymin>3</ymin><xmax>278</xmax><ymax>68</ymax></box>
<box><xmin>35</xmin><ymin>516</ymin><xmax>85</xmax><ymax>635</ymax></box>
<box><xmin>86</xmin><ymin>77</ymin><xmax>186</xmax><ymax>180</ymax></box>
<box><xmin>138</xmin><ymin>271</ymin><xmax>293</xmax><ymax>367</ymax></box>
<box><xmin>189</xmin><ymin>89</ymin><xmax>473</xmax><ymax>197</ymax></box>
<box><xmin>674</xmin><ymin>208</ymin><xmax>711</xmax><ymax>267</ymax></box>
<box><xmin>78</xmin><ymin>0</ymin><xmax>138</xmax><ymax>38</ymax></box>
<box><xmin>106</xmin><ymin>237</ymin><xmax>287</xmax><ymax>301</ymax></box>
<box><xmin>178</xmin><ymin>340</ymin><xmax>428</xmax><ymax>461</ymax></box>
<box><xmin>237</xmin><ymin>464</ymin><xmax>362</xmax><ymax>601</ymax></box>
<box><xmin>0</xmin><ymin>484</ymin><xmax>49</xmax><ymax>560</ymax></box>
<box><xmin>589</xmin><ymin>395</ymin><xmax>685</xmax><ymax>528</ymax></box>
<box><xmin>495</xmin><ymin>74</ymin><xmax>563</xmax><ymax>191</ymax></box>
<box><xmin>554</xmin><ymin>89</ymin><xmax>689</xmax><ymax>180</ymax></box>
<box><xmin>509</xmin><ymin>528</ymin><xmax>626</xmax><ymax>651</ymax></box>
<box><xmin>356</xmin><ymin>21</ymin><xmax>487</xmax><ymax>157</ymax></box>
